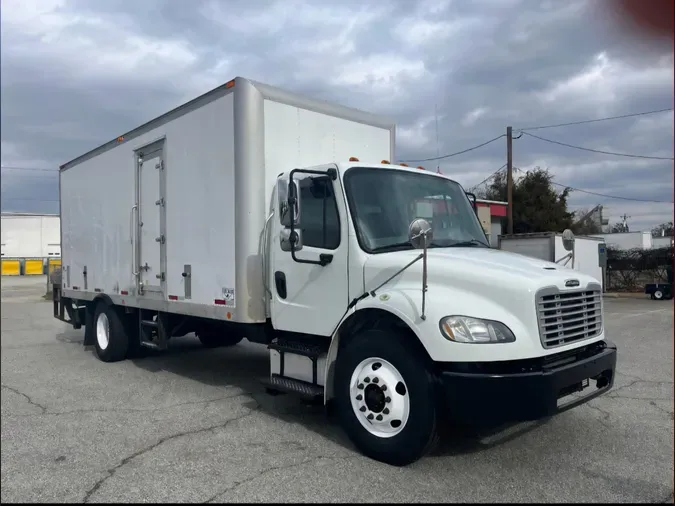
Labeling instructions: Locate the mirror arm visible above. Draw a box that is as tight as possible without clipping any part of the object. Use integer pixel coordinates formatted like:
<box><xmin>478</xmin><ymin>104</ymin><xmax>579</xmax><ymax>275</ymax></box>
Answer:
<box><xmin>421</xmin><ymin>232</ymin><xmax>428</xmax><ymax>320</ymax></box>
<box><xmin>465</xmin><ymin>191</ymin><xmax>477</xmax><ymax>213</ymax></box>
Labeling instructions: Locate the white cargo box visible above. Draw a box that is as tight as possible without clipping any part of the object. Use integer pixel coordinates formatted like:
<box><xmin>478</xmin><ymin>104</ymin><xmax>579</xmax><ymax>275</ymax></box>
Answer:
<box><xmin>60</xmin><ymin>77</ymin><xmax>395</xmax><ymax>324</ymax></box>
<box><xmin>498</xmin><ymin>232</ymin><xmax>605</xmax><ymax>289</ymax></box>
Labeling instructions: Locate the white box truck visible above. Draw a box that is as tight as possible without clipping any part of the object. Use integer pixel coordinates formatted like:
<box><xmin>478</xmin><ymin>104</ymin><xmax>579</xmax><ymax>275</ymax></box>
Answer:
<box><xmin>53</xmin><ymin>77</ymin><xmax>617</xmax><ymax>466</ymax></box>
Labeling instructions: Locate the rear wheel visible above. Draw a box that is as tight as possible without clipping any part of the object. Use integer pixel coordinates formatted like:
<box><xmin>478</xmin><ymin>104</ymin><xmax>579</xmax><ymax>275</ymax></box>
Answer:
<box><xmin>93</xmin><ymin>302</ymin><xmax>129</xmax><ymax>362</ymax></box>
<box><xmin>654</xmin><ymin>289</ymin><xmax>664</xmax><ymax>300</ymax></box>
<box><xmin>334</xmin><ymin>328</ymin><xmax>439</xmax><ymax>466</ymax></box>
<box><xmin>197</xmin><ymin>330</ymin><xmax>243</xmax><ymax>348</ymax></box>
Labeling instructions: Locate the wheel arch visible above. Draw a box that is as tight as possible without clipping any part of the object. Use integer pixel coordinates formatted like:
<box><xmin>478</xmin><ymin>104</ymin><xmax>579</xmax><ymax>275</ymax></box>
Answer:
<box><xmin>323</xmin><ymin>306</ymin><xmax>432</xmax><ymax>403</ymax></box>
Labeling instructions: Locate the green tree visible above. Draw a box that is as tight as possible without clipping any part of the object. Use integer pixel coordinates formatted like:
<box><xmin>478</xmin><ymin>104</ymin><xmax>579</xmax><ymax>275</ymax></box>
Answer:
<box><xmin>651</xmin><ymin>221</ymin><xmax>673</xmax><ymax>237</ymax></box>
<box><xmin>476</xmin><ymin>167</ymin><xmax>574</xmax><ymax>234</ymax></box>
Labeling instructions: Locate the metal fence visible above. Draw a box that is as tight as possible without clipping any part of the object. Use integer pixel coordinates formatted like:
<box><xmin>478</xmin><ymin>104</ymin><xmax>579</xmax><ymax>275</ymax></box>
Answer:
<box><xmin>606</xmin><ymin>246</ymin><xmax>673</xmax><ymax>291</ymax></box>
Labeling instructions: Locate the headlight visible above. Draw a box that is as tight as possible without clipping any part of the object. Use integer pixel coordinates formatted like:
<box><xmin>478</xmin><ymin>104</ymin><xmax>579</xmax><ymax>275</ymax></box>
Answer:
<box><xmin>439</xmin><ymin>316</ymin><xmax>516</xmax><ymax>344</ymax></box>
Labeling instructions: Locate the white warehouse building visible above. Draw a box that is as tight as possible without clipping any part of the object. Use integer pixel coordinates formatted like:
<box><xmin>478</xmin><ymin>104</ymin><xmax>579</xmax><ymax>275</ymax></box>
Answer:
<box><xmin>1</xmin><ymin>213</ymin><xmax>61</xmax><ymax>275</ymax></box>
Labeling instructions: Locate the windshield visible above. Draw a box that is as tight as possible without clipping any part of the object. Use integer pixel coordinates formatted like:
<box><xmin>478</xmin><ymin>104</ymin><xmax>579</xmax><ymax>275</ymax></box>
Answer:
<box><xmin>344</xmin><ymin>167</ymin><xmax>489</xmax><ymax>253</ymax></box>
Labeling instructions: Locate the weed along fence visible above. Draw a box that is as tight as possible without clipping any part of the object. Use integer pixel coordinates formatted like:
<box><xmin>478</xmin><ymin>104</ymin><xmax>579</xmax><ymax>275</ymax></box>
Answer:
<box><xmin>1</xmin><ymin>213</ymin><xmax>61</xmax><ymax>277</ymax></box>
<box><xmin>606</xmin><ymin>246</ymin><xmax>674</xmax><ymax>291</ymax></box>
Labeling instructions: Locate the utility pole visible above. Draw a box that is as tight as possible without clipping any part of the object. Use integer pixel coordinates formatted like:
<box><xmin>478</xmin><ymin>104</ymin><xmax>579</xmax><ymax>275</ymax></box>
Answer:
<box><xmin>620</xmin><ymin>213</ymin><xmax>631</xmax><ymax>232</ymax></box>
<box><xmin>506</xmin><ymin>126</ymin><xmax>513</xmax><ymax>234</ymax></box>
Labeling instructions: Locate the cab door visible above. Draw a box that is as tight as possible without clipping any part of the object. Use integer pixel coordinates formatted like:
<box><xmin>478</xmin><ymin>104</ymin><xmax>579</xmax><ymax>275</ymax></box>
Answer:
<box><xmin>269</xmin><ymin>164</ymin><xmax>349</xmax><ymax>336</ymax></box>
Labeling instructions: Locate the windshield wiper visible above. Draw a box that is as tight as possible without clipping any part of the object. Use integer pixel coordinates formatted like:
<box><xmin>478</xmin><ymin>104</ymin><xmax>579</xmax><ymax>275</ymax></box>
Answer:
<box><xmin>448</xmin><ymin>239</ymin><xmax>489</xmax><ymax>248</ymax></box>
<box><xmin>369</xmin><ymin>241</ymin><xmax>415</xmax><ymax>253</ymax></box>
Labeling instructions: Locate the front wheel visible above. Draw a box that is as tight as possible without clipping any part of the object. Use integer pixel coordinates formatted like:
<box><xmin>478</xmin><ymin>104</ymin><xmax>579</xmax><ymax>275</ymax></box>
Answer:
<box><xmin>654</xmin><ymin>289</ymin><xmax>664</xmax><ymax>300</ymax></box>
<box><xmin>334</xmin><ymin>328</ymin><xmax>439</xmax><ymax>466</ymax></box>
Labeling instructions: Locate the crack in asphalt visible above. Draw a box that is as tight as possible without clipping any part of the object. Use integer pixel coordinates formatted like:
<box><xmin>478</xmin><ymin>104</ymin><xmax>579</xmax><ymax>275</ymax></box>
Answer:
<box><xmin>203</xmin><ymin>455</ymin><xmax>359</xmax><ymax>503</ymax></box>
<box><xmin>3</xmin><ymin>390</ymin><xmax>252</xmax><ymax>418</ymax></box>
<box><xmin>648</xmin><ymin>401</ymin><xmax>675</xmax><ymax>420</ymax></box>
<box><xmin>585</xmin><ymin>402</ymin><xmax>612</xmax><ymax>428</ymax></box>
<box><xmin>1</xmin><ymin>384</ymin><xmax>47</xmax><ymax>414</ymax></box>
<box><xmin>81</xmin><ymin>400</ymin><xmax>260</xmax><ymax>503</ymax></box>
<box><xmin>608</xmin><ymin>379</ymin><xmax>674</xmax><ymax>397</ymax></box>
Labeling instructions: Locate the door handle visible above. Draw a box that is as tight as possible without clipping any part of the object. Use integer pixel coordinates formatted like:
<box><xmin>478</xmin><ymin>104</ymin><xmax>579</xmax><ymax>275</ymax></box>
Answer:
<box><xmin>274</xmin><ymin>271</ymin><xmax>287</xmax><ymax>299</ymax></box>
<box><xmin>130</xmin><ymin>204</ymin><xmax>138</xmax><ymax>277</ymax></box>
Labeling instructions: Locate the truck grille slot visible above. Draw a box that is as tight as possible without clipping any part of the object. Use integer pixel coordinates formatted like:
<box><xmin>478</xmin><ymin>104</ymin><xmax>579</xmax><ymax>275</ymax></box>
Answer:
<box><xmin>536</xmin><ymin>288</ymin><xmax>602</xmax><ymax>349</ymax></box>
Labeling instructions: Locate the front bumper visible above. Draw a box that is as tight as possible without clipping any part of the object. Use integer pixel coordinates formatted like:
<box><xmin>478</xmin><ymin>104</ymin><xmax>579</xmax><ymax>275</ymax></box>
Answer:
<box><xmin>436</xmin><ymin>340</ymin><xmax>617</xmax><ymax>424</ymax></box>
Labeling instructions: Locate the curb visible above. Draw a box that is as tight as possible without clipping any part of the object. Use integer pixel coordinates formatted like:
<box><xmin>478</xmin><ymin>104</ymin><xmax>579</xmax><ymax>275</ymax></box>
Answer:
<box><xmin>603</xmin><ymin>292</ymin><xmax>647</xmax><ymax>299</ymax></box>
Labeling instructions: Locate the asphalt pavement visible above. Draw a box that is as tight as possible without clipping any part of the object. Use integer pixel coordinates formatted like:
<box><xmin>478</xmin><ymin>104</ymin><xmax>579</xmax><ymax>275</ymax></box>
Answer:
<box><xmin>1</xmin><ymin>275</ymin><xmax>673</xmax><ymax>503</ymax></box>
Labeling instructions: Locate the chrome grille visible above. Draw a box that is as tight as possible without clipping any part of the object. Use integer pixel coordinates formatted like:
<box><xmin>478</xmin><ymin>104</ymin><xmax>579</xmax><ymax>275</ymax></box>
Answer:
<box><xmin>536</xmin><ymin>285</ymin><xmax>603</xmax><ymax>349</ymax></box>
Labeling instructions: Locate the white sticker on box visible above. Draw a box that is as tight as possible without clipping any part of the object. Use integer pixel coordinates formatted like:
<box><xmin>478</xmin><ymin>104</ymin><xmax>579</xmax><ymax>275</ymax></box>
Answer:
<box><xmin>222</xmin><ymin>287</ymin><xmax>235</xmax><ymax>308</ymax></box>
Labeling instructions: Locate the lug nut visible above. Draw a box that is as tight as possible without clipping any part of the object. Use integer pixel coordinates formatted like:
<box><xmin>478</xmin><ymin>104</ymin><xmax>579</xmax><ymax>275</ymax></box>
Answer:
<box><xmin>367</xmin><ymin>414</ymin><xmax>374</xmax><ymax>420</ymax></box>
<box><xmin>385</xmin><ymin>396</ymin><xmax>391</xmax><ymax>403</ymax></box>
<box><xmin>372</xmin><ymin>378</ymin><xmax>379</xmax><ymax>384</ymax></box>
<box><xmin>376</xmin><ymin>414</ymin><xmax>383</xmax><ymax>421</ymax></box>
<box><xmin>383</xmin><ymin>408</ymin><xmax>389</xmax><ymax>415</ymax></box>
<box><xmin>381</xmin><ymin>385</ymin><xmax>387</xmax><ymax>391</ymax></box>
<box><xmin>364</xmin><ymin>377</ymin><xmax>370</xmax><ymax>383</ymax></box>
<box><xmin>356</xmin><ymin>394</ymin><xmax>363</xmax><ymax>401</ymax></box>
<box><xmin>357</xmin><ymin>383</ymin><xmax>364</xmax><ymax>390</ymax></box>
<box><xmin>360</xmin><ymin>406</ymin><xmax>366</xmax><ymax>412</ymax></box>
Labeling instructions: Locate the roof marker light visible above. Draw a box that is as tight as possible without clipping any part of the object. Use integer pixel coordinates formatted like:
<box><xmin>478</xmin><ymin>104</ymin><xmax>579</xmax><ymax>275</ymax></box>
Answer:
<box><xmin>381</xmin><ymin>159</ymin><xmax>390</xmax><ymax>164</ymax></box>
<box><xmin>399</xmin><ymin>163</ymin><xmax>409</xmax><ymax>167</ymax></box>
<box><xmin>349</xmin><ymin>156</ymin><xmax>360</xmax><ymax>162</ymax></box>
<box><xmin>417</xmin><ymin>166</ymin><xmax>425</xmax><ymax>170</ymax></box>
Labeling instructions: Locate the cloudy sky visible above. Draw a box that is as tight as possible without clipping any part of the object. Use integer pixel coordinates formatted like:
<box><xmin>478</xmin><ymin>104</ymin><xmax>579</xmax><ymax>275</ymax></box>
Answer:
<box><xmin>1</xmin><ymin>0</ymin><xmax>673</xmax><ymax>231</ymax></box>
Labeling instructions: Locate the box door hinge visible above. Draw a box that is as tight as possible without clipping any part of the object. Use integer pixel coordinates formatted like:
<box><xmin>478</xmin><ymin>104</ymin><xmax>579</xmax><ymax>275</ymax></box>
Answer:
<box><xmin>155</xmin><ymin>272</ymin><xmax>165</xmax><ymax>282</ymax></box>
<box><xmin>155</xmin><ymin>198</ymin><xmax>165</xmax><ymax>207</ymax></box>
<box><xmin>155</xmin><ymin>235</ymin><xmax>165</xmax><ymax>244</ymax></box>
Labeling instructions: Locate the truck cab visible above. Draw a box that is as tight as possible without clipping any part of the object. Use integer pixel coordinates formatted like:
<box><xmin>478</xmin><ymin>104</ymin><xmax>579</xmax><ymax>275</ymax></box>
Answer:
<box><xmin>266</xmin><ymin>159</ymin><xmax>616</xmax><ymax>465</ymax></box>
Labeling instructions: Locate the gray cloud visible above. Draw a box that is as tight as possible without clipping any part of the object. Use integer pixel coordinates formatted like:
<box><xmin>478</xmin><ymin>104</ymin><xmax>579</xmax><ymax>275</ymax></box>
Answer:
<box><xmin>1</xmin><ymin>0</ymin><xmax>672</xmax><ymax>230</ymax></box>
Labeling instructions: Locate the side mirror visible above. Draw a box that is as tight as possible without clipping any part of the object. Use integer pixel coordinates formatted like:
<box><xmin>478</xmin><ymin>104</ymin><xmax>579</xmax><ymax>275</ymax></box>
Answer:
<box><xmin>280</xmin><ymin>228</ymin><xmax>303</xmax><ymax>252</ymax></box>
<box><xmin>278</xmin><ymin>179</ymin><xmax>301</xmax><ymax>228</ymax></box>
<box><xmin>408</xmin><ymin>218</ymin><xmax>433</xmax><ymax>249</ymax></box>
<box><xmin>465</xmin><ymin>192</ymin><xmax>477</xmax><ymax>213</ymax></box>
<box><xmin>561</xmin><ymin>228</ymin><xmax>575</xmax><ymax>252</ymax></box>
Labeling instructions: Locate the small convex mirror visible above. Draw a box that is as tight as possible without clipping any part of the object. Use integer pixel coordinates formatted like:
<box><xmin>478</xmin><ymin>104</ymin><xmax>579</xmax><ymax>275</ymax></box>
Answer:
<box><xmin>562</xmin><ymin>229</ymin><xmax>575</xmax><ymax>252</ymax></box>
<box><xmin>408</xmin><ymin>218</ymin><xmax>433</xmax><ymax>249</ymax></box>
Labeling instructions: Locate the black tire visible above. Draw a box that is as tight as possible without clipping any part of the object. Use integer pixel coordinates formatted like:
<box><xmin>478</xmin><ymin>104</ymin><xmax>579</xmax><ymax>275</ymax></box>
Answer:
<box><xmin>197</xmin><ymin>330</ymin><xmax>243</xmax><ymax>348</ymax></box>
<box><xmin>654</xmin><ymin>290</ymin><xmax>664</xmax><ymax>300</ymax></box>
<box><xmin>334</xmin><ymin>328</ymin><xmax>439</xmax><ymax>466</ymax></box>
<box><xmin>92</xmin><ymin>302</ymin><xmax>129</xmax><ymax>362</ymax></box>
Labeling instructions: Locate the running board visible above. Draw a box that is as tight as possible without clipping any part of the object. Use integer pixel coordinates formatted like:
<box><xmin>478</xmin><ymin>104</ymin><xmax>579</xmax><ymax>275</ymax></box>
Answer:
<box><xmin>261</xmin><ymin>374</ymin><xmax>324</xmax><ymax>401</ymax></box>
<box><xmin>139</xmin><ymin>314</ymin><xmax>168</xmax><ymax>351</ymax></box>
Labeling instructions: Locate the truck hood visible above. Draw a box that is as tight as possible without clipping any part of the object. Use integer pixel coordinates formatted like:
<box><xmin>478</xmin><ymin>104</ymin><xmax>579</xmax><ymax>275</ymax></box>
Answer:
<box><xmin>363</xmin><ymin>247</ymin><xmax>600</xmax><ymax>295</ymax></box>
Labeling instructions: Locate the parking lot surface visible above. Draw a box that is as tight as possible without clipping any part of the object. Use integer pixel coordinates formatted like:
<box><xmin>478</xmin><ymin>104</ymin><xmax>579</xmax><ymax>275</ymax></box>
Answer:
<box><xmin>1</xmin><ymin>275</ymin><xmax>673</xmax><ymax>503</ymax></box>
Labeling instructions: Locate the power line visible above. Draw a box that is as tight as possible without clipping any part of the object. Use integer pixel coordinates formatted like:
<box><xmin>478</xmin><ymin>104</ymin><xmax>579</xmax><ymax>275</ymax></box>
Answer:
<box><xmin>516</xmin><ymin>108</ymin><xmax>674</xmax><ymax>132</ymax></box>
<box><xmin>520</xmin><ymin>131</ymin><xmax>675</xmax><ymax>160</ymax></box>
<box><xmin>0</xmin><ymin>166</ymin><xmax>58</xmax><ymax>173</ymax></box>
<box><xmin>467</xmin><ymin>164</ymin><xmax>506</xmax><ymax>191</ymax></box>
<box><xmin>401</xmin><ymin>134</ymin><xmax>505</xmax><ymax>163</ymax></box>
<box><xmin>549</xmin><ymin>180</ymin><xmax>674</xmax><ymax>204</ymax></box>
